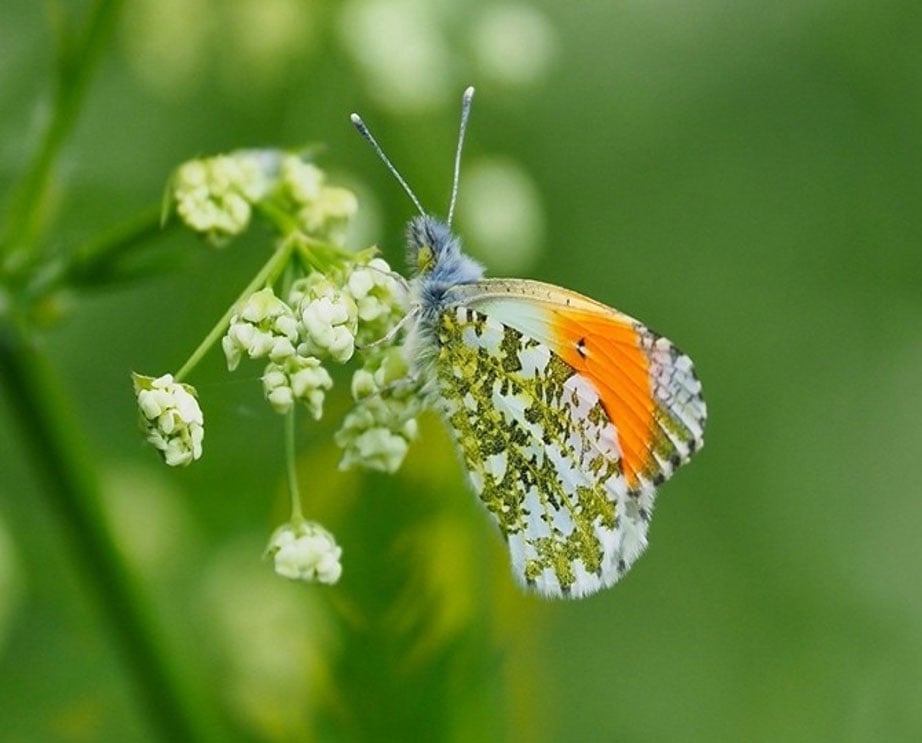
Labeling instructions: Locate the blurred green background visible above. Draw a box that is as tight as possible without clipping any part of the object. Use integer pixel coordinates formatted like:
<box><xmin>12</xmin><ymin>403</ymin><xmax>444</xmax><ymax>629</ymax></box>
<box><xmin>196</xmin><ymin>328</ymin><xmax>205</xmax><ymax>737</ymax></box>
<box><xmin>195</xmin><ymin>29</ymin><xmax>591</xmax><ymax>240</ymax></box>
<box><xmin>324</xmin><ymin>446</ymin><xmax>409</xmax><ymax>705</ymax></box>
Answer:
<box><xmin>2</xmin><ymin>0</ymin><xmax>922</xmax><ymax>741</ymax></box>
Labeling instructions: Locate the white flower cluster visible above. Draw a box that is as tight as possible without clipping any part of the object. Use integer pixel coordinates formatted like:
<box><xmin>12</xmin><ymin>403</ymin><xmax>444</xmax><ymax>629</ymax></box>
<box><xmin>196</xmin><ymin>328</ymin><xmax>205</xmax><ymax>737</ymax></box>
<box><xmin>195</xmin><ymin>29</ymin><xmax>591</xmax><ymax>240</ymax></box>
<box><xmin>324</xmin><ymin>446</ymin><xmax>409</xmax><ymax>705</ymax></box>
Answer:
<box><xmin>345</xmin><ymin>257</ymin><xmax>407</xmax><ymax>344</ymax></box>
<box><xmin>132</xmin><ymin>373</ymin><xmax>205</xmax><ymax>467</ymax></box>
<box><xmin>263</xmin><ymin>356</ymin><xmax>332</xmax><ymax>418</ymax></box>
<box><xmin>222</xmin><ymin>256</ymin><xmax>407</xmax><ymax>419</ymax></box>
<box><xmin>335</xmin><ymin>347</ymin><xmax>421</xmax><ymax>474</ymax></box>
<box><xmin>172</xmin><ymin>151</ymin><xmax>360</xmax><ymax>246</ymax></box>
<box><xmin>222</xmin><ymin>287</ymin><xmax>299</xmax><ymax>370</ymax></box>
<box><xmin>265</xmin><ymin>521</ymin><xmax>343</xmax><ymax>584</ymax></box>
<box><xmin>173</xmin><ymin>154</ymin><xmax>268</xmax><ymax>243</ymax></box>
<box><xmin>278</xmin><ymin>156</ymin><xmax>358</xmax><ymax>245</ymax></box>
<box><xmin>289</xmin><ymin>274</ymin><xmax>358</xmax><ymax>363</ymax></box>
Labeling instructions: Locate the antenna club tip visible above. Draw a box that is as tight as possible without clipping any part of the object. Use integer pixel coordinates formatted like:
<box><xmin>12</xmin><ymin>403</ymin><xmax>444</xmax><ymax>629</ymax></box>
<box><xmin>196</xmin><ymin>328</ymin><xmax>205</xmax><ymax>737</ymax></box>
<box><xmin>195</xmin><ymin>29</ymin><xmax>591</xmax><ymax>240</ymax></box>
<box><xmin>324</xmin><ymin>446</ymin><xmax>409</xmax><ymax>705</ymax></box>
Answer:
<box><xmin>463</xmin><ymin>85</ymin><xmax>475</xmax><ymax>99</ymax></box>
<box><xmin>349</xmin><ymin>113</ymin><xmax>362</xmax><ymax>125</ymax></box>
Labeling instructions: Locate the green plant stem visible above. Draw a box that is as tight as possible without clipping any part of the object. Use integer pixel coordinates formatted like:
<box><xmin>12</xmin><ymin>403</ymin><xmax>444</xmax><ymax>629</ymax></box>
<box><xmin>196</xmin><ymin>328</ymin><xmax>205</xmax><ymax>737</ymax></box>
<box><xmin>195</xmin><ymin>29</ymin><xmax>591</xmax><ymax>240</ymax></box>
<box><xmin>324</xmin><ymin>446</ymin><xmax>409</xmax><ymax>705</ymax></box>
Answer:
<box><xmin>1</xmin><ymin>0</ymin><xmax>125</xmax><ymax>260</ymax></box>
<box><xmin>285</xmin><ymin>410</ymin><xmax>304</xmax><ymax>524</ymax></box>
<box><xmin>254</xmin><ymin>201</ymin><xmax>353</xmax><ymax>272</ymax></box>
<box><xmin>61</xmin><ymin>206</ymin><xmax>170</xmax><ymax>284</ymax></box>
<box><xmin>19</xmin><ymin>207</ymin><xmax>171</xmax><ymax>300</ymax></box>
<box><xmin>0</xmin><ymin>319</ymin><xmax>207</xmax><ymax>743</ymax></box>
<box><xmin>174</xmin><ymin>239</ymin><xmax>296</xmax><ymax>381</ymax></box>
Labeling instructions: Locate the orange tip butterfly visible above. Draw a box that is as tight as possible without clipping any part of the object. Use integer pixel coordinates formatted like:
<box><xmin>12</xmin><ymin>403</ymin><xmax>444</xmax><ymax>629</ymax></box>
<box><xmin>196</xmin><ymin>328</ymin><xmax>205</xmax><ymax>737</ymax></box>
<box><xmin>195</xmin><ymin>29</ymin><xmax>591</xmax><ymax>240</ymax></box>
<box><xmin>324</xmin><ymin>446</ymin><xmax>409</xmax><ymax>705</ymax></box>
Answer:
<box><xmin>351</xmin><ymin>87</ymin><xmax>706</xmax><ymax>599</ymax></box>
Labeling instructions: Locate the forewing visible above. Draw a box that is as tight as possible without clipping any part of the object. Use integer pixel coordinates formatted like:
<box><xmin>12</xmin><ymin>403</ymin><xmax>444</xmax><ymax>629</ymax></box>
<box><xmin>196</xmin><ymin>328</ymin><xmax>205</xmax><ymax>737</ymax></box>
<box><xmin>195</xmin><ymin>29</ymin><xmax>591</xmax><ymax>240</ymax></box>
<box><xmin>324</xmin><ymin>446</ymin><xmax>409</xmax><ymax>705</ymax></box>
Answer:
<box><xmin>450</xmin><ymin>279</ymin><xmax>706</xmax><ymax>490</ymax></box>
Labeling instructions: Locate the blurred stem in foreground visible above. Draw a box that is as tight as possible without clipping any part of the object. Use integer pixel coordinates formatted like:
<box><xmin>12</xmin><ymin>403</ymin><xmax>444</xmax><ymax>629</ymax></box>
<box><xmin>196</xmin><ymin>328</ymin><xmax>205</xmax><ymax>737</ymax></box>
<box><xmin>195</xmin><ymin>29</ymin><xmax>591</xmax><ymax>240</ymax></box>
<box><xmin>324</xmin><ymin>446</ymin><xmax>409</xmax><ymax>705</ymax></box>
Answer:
<box><xmin>1</xmin><ymin>0</ymin><xmax>125</xmax><ymax>262</ymax></box>
<box><xmin>0</xmin><ymin>1</ymin><xmax>220</xmax><ymax>742</ymax></box>
<box><xmin>0</xmin><ymin>322</ymin><xmax>209</xmax><ymax>743</ymax></box>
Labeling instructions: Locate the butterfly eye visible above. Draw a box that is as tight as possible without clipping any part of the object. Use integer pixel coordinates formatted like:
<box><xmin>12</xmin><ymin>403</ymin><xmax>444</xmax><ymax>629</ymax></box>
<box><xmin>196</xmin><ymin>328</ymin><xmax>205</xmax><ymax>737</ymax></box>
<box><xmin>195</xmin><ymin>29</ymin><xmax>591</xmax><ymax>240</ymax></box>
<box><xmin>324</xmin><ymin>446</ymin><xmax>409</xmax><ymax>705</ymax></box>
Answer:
<box><xmin>417</xmin><ymin>244</ymin><xmax>436</xmax><ymax>273</ymax></box>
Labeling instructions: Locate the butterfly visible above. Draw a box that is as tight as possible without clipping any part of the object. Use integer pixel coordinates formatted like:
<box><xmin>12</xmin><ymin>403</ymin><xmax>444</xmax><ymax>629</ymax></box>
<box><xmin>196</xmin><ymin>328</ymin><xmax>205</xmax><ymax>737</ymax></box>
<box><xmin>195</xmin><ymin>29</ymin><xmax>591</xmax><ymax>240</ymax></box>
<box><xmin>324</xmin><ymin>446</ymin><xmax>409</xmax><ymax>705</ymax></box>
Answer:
<box><xmin>351</xmin><ymin>87</ymin><xmax>706</xmax><ymax>599</ymax></box>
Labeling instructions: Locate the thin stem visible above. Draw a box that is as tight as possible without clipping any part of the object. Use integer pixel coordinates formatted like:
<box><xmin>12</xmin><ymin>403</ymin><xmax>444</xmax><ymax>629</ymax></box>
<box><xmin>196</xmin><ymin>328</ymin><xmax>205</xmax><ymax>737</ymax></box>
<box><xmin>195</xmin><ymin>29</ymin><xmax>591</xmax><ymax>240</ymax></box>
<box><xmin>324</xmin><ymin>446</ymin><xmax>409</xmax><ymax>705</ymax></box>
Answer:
<box><xmin>0</xmin><ymin>320</ymin><xmax>208</xmax><ymax>743</ymax></box>
<box><xmin>174</xmin><ymin>239</ymin><xmax>296</xmax><ymax>382</ymax></box>
<box><xmin>254</xmin><ymin>201</ymin><xmax>353</xmax><ymax>270</ymax></box>
<box><xmin>285</xmin><ymin>410</ymin><xmax>304</xmax><ymax>525</ymax></box>
<box><xmin>20</xmin><ymin>206</ymin><xmax>169</xmax><ymax>299</ymax></box>
<box><xmin>1</xmin><ymin>0</ymin><xmax>125</xmax><ymax>260</ymax></box>
<box><xmin>66</xmin><ymin>206</ymin><xmax>169</xmax><ymax>283</ymax></box>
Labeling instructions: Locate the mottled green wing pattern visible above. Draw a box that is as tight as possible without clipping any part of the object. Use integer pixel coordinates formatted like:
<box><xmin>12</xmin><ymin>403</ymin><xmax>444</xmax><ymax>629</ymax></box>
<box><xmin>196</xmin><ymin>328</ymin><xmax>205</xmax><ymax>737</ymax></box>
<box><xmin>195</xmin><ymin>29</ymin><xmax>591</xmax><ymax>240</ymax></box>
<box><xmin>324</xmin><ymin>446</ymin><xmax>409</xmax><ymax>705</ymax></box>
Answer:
<box><xmin>433</xmin><ymin>304</ymin><xmax>649</xmax><ymax>598</ymax></box>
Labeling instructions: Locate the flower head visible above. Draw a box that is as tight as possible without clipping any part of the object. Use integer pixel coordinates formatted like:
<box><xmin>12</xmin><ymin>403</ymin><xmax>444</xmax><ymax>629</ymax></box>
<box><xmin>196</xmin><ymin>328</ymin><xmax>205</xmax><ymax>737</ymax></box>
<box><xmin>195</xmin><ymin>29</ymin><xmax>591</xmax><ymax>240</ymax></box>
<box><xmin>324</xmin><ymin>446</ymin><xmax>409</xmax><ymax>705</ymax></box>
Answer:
<box><xmin>335</xmin><ymin>347</ymin><xmax>421</xmax><ymax>473</ymax></box>
<box><xmin>132</xmin><ymin>373</ymin><xmax>204</xmax><ymax>466</ymax></box>
<box><xmin>223</xmin><ymin>287</ymin><xmax>299</xmax><ymax>370</ymax></box>
<box><xmin>262</xmin><ymin>355</ymin><xmax>333</xmax><ymax>417</ymax></box>
<box><xmin>280</xmin><ymin>157</ymin><xmax>325</xmax><ymax>204</ymax></box>
<box><xmin>172</xmin><ymin>153</ymin><xmax>268</xmax><ymax>244</ymax></box>
<box><xmin>265</xmin><ymin>521</ymin><xmax>342</xmax><ymax>584</ymax></box>
<box><xmin>289</xmin><ymin>274</ymin><xmax>358</xmax><ymax>364</ymax></box>
<box><xmin>344</xmin><ymin>257</ymin><xmax>406</xmax><ymax>344</ymax></box>
<box><xmin>277</xmin><ymin>155</ymin><xmax>358</xmax><ymax>244</ymax></box>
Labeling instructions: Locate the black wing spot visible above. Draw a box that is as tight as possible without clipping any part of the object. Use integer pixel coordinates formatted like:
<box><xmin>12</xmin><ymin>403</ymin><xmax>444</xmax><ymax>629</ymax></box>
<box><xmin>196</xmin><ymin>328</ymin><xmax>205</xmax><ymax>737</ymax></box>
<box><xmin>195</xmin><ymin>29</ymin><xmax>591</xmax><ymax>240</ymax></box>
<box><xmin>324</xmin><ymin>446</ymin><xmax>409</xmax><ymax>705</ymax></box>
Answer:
<box><xmin>576</xmin><ymin>337</ymin><xmax>588</xmax><ymax>359</ymax></box>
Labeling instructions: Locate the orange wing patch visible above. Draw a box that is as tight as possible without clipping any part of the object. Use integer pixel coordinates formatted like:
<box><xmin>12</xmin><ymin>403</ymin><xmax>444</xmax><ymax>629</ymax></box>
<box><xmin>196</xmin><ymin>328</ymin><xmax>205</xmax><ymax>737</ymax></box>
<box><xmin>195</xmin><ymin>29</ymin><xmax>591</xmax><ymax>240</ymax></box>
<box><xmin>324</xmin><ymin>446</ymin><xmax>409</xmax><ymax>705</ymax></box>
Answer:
<box><xmin>550</xmin><ymin>308</ymin><xmax>655</xmax><ymax>488</ymax></box>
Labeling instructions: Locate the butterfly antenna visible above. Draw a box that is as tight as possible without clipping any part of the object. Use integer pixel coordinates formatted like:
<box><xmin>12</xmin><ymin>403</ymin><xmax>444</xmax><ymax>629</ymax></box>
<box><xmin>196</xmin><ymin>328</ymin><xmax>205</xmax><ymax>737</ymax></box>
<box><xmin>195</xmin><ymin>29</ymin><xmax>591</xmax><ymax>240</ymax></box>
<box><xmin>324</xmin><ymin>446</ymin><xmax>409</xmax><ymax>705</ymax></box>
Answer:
<box><xmin>447</xmin><ymin>86</ymin><xmax>475</xmax><ymax>228</ymax></box>
<box><xmin>350</xmin><ymin>112</ymin><xmax>425</xmax><ymax>217</ymax></box>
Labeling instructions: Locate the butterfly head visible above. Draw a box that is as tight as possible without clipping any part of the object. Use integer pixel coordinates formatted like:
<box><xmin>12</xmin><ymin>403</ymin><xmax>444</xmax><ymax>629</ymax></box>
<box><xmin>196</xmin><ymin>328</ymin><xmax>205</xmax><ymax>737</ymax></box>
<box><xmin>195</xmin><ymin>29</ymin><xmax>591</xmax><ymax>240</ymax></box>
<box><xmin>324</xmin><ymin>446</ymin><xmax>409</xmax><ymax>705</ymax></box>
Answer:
<box><xmin>406</xmin><ymin>214</ymin><xmax>483</xmax><ymax>286</ymax></box>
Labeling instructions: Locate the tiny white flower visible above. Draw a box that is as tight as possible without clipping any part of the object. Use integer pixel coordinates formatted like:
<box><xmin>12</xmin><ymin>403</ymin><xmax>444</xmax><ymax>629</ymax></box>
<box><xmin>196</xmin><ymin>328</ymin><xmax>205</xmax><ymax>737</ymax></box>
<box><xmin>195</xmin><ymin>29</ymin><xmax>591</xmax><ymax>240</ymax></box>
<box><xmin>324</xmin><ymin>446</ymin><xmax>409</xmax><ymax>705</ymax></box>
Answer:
<box><xmin>133</xmin><ymin>373</ymin><xmax>205</xmax><ymax>467</ymax></box>
<box><xmin>287</xmin><ymin>357</ymin><xmax>334</xmax><ymax>419</ymax></box>
<box><xmin>262</xmin><ymin>366</ymin><xmax>288</xmax><ymax>390</ymax></box>
<box><xmin>246</xmin><ymin>329</ymin><xmax>277</xmax><ymax>360</ymax></box>
<box><xmin>239</xmin><ymin>287</ymin><xmax>291</xmax><ymax>324</ymax></box>
<box><xmin>346</xmin><ymin>266</ymin><xmax>374</xmax><ymax>299</ymax></box>
<box><xmin>266</xmin><ymin>385</ymin><xmax>295</xmax><ymax>415</ymax></box>
<box><xmin>350</xmin><ymin>368</ymin><xmax>377</xmax><ymax>399</ymax></box>
<box><xmin>271</xmin><ymin>155</ymin><xmax>361</xmax><ymax>243</ymax></box>
<box><xmin>268</xmin><ymin>336</ymin><xmax>297</xmax><ymax>363</ymax></box>
<box><xmin>221</xmin><ymin>334</ymin><xmax>243</xmax><ymax>372</ymax></box>
<box><xmin>265</xmin><ymin>522</ymin><xmax>342</xmax><ymax>585</ymax></box>
<box><xmin>274</xmin><ymin>313</ymin><xmax>299</xmax><ymax>340</ymax></box>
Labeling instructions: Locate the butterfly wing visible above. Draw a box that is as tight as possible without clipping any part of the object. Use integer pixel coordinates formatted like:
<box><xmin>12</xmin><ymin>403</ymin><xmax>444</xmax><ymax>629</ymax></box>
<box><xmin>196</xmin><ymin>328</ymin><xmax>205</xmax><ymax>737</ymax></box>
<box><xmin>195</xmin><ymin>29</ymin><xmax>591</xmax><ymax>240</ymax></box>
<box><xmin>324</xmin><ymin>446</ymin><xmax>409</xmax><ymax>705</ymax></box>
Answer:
<box><xmin>432</xmin><ymin>279</ymin><xmax>706</xmax><ymax>598</ymax></box>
